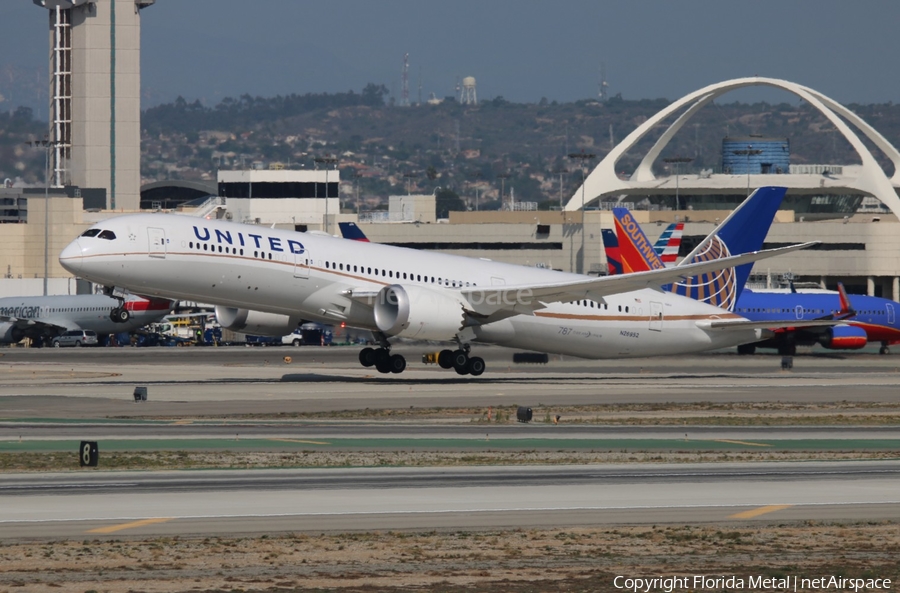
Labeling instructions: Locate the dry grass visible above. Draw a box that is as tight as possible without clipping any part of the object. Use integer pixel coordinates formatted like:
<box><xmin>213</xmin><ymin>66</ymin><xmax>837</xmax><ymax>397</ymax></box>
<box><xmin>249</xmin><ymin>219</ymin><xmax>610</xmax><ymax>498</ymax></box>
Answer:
<box><xmin>116</xmin><ymin>401</ymin><xmax>900</xmax><ymax>426</ymax></box>
<box><xmin>3</xmin><ymin>448</ymin><xmax>900</xmax><ymax>473</ymax></box>
<box><xmin>1</xmin><ymin>522</ymin><xmax>898</xmax><ymax>592</ymax></box>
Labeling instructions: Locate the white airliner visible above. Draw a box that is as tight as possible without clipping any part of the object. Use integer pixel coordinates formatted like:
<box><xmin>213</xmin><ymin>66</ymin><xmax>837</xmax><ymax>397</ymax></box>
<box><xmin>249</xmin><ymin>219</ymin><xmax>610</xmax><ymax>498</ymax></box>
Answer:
<box><xmin>59</xmin><ymin>187</ymin><xmax>814</xmax><ymax>375</ymax></box>
<box><xmin>0</xmin><ymin>293</ymin><xmax>174</xmax><ymax>346</ymax></box>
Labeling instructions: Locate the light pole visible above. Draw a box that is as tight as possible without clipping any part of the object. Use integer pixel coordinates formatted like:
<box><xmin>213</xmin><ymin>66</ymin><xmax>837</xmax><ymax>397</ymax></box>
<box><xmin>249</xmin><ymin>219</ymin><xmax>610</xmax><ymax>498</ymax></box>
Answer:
<box><xmin>351</xmin><ymin>172</ymin><xmax>362</xmax><ymax>217</ymax></box>
<box><xmin>568</xmin><ymin>151</ymin><xmax>596</xmax><ymax>274</ymax></box>
<box><xmin>732</xmin><ymin>146</ymin><xmax>762</xmax><ymax>196</ymax></box>
<box><xmin>26</xmin><ymin>138</ymin><xmax>62</xmax><ymax>296</ymax></box>
<box><xmin>663</xmin><ymin>156</ymin><xmax>693</xmax><ymax>211</ymax></box>
<box><xmin>402</xmin><ymin>172</ymin><xmax>417</xmax><ymax>196</ymax></box>
<box><xmin>554</xmin><ymin>168</ymin><xmax>568</xmax><ymax>210</ymax></box>
<box><xmin>315</xmin><ymin>155</ymin><xmax>337</xmax><ymax>233</ymax></box>
<box><xmin>496</xmin><ymin>173</ymin><xmax>510</xmax><ymax>210</ymax></box>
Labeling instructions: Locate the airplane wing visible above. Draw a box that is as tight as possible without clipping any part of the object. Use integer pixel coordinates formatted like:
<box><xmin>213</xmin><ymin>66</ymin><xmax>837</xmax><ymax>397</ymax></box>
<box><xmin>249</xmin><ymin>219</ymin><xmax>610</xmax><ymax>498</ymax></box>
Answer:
<box><xmin>342</xmin><ymin>289</ymin><xmax>380</xmax><ymax>306</ymax></box>
<box><xmin>0</xmin><ymin>315</ymin><xmax>72</xmax><ymax>334</ymax></box>
<box><xmin>460</xmin><ymin>242</ymin><xmax>819</xmax><ymax>317</ymax></box>
<box><xmin>696</xmin><ymin>318</ymin><xmax>849</xmax><ymax>331</ymax></box>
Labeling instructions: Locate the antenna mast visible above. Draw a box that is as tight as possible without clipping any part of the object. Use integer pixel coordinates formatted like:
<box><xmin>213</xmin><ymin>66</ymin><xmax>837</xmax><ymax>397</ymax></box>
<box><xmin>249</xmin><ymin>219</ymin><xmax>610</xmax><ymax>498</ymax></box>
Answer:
<box><xmin>599</xmin><ymin>61</ymin><xmax>609</xmax><ymax>102</ymax></box>
<box><xmin>401</xmin><ymin>53</ymin><xmax>410</xmax><ymax>107</ymax></box>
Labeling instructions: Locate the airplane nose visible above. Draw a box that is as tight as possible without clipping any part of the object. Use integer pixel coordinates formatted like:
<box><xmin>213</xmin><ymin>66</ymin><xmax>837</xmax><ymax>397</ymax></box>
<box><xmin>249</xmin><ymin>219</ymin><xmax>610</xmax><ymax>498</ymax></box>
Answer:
<box><xmin>59</xmin><ymin>238</ymin><xmax>83</xmax><ymax>274</ymax></box>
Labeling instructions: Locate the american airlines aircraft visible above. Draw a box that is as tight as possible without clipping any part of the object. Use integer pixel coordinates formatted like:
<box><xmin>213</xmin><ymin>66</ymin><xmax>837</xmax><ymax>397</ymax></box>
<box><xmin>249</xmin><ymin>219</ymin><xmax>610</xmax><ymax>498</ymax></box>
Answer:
<box><xmin>0</xmin><ymin>293</ymin><xmax>173</xmax><ymax>346</ymax></box>
<box><xmin>59</xmin><ymin>187</ymin><xmax>815</xmax><ymax>375</ymax></box>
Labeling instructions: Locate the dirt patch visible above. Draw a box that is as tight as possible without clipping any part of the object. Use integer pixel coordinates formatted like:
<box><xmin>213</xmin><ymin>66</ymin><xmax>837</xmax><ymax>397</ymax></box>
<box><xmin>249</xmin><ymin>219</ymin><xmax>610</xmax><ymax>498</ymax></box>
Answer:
<box><xmin>1</xmin><ymin>522</ymin><xmax>897</xmax><ymax>592</ymax></box>
<box><xmin>3</xmin><ymin>449</ymin><xmax>899</xmax><ymax>472</ymax></box>
<box><xmin>116</xmin><ymin>401</ymin><xmax>900</xmax><ymax>425</ymax></box>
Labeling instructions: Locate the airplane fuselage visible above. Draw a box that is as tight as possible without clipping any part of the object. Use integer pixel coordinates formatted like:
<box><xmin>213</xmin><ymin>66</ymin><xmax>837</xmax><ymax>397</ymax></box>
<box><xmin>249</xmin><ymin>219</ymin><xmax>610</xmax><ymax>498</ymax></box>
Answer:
<box><xmin>0</xmin><ymin>293</ymin><xmax>172</xmax><ymax>344</ymax></box>
<box><xmin>60</xmin><ymin>214</ymin><xmax>765</xmax><ymax>359</ymax></box>
<box><xmin>737</xmin><ymin>289</ymin><xmax>900</xmax><ymax>348</ymax></box>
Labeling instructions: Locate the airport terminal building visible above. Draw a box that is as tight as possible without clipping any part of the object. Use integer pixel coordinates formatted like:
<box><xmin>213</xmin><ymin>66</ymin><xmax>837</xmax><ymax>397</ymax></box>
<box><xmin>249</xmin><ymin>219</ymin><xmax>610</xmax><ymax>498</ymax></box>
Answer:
<box><xmin>2</xmin><ymin>76</ymin><xmax>900</xmax><ymax>301</ymax></box>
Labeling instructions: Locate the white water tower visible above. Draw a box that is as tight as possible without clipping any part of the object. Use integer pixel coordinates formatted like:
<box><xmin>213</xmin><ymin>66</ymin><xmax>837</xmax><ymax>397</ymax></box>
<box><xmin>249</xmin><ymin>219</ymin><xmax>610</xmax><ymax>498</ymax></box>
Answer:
<box><xmin>460</xmin><ymin>76</ymin><xmax>477</xmax><ymax>105</ymax></box>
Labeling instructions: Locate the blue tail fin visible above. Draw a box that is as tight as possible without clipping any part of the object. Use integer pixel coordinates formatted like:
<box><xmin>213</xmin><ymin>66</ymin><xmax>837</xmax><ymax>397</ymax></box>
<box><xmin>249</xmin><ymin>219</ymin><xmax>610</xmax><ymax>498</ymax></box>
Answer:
<box><xmin>672</xmin><ymin>186</ymin><xmax>787</xmax><ymax>310</ymax></box>
<box><xmin>338</xmin><ymin>222</ymin><xmax>370</xmax><ymax>242</ymax></box>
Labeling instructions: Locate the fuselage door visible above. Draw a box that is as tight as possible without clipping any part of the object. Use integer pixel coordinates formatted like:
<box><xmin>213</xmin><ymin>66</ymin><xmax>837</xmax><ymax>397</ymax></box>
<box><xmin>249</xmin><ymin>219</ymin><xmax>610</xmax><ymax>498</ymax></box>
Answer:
<box><xmin>888</xmin><ymin>303</ymin><xmax>895</xmax><ymax>325</ymax></box>
<box><xmin>148</xmin><ymin>228</ymin><xmax>166</xmax><ymax>259</ymax></box>
<box><xmin>649</xmin><ymin>301</ymin><xmax>663</xmax><ymax>331</ymax></box>
<box><xmin>294</xmin><ymin>248</ymin><xmax>311</xmax><ymax>279</ymax></box>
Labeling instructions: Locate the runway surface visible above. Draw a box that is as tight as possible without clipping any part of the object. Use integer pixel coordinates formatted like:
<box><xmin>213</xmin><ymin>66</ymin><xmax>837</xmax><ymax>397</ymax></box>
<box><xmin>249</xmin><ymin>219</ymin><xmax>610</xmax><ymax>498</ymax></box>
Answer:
<box><xmin>1</xmin><ymin>345</ymin><xmax>899</xmax><ymax>418</ymax></box>
<box><xmin>2</xmin><ymin>345</ymin><xmax>899</xmax><ymax>539</ymax></box>
<box><xmin>2</xmin><ymin>462</ymin><xmax>899</xmax><ymax>539</ymax></box>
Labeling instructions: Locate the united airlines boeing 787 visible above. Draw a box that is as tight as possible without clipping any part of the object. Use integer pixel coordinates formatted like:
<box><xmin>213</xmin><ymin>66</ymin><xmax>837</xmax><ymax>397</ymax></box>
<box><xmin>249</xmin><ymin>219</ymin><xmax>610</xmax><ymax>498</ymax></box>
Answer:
<box><xmin>59</xmin><ymin>187</ymin><xmax>814</xmax><ymax>374</ymax></box>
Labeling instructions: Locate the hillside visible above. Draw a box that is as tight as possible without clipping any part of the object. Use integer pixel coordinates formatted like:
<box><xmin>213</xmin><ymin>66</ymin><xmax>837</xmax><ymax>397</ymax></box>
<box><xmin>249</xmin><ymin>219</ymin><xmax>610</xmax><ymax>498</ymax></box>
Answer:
<box><xmin>4</xmin><ymin>87</ymin><xmax>900</xmax><ymax>210</ymax></box>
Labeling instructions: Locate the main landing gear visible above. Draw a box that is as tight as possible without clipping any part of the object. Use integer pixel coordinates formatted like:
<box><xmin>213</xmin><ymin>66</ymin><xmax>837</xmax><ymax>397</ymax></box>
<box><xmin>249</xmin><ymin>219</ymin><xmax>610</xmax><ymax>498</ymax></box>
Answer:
<box><xmin>880</xmin><ymin>341</ymin><xmax>891</xmax><ymax>355</ymax></box>
<box><xmin>358</xmin><ymin>333</ymin><xmax>405</xmax><ymax>374</ymax></box>
<box><xmin>357</xmin><ymin>335</ymin><xmax>486</xmax><ymax>376</ymax></box>
<box><xmin>437</xmin><ymin>346</ymin><xmax>485</xmax><ymax>376</ymax></box>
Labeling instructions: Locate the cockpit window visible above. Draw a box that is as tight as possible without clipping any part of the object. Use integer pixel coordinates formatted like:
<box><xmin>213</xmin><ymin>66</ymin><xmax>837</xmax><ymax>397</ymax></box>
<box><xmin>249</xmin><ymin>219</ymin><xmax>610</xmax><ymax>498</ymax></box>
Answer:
<box><xmin>97</xmin><ymin>230</ymin><xmax>117</xmax><ymax>240</ymax></box>
<box><xmin>81</xmin><ymin>229</ymin><xmax>101</xmax><ymax>237</ymax></box>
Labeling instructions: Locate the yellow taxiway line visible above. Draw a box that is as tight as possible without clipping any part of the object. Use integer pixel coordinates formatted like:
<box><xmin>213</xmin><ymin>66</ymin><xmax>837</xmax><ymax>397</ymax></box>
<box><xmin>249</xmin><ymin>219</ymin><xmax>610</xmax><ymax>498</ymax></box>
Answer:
<box><xmin>729</xmin><ymin>504</ymin><xmax>793</xmax><ymax>519</ymax></box>
<box><xmin>87</xmin><ymin>517</ymin><xmax>173</xmax><ymax>534</ymax></box>
<box><xmin>268</xmin><ymin>438</ymin><xmax>331</xmax><ymax>445</ymax></box>
<box><xmin>713</xmin><ymin>439</ymin><xmax>773</xmax><ymax>447</ymax></box>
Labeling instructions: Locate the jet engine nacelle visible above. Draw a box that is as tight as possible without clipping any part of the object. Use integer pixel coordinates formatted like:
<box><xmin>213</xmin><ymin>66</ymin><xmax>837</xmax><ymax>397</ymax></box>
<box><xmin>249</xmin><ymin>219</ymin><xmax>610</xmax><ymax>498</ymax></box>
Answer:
<box><xmin>0</xmin><ymin>322</ymin><xmax>25</xmax><ymax>345</ymax></box>
<box><xmin>373</xmin><ymin>284</ymin><xmax>465</xmax><ymax>341</ymax></box>
<box><xmin>819</xmin><ymin>325</ymin><xmax>868</xmax><ymax>350</ymax></box>
<box><xmin>214</xmin><ymin>306</ymin><xmax>301</xmax><ymax>337</ymax></box>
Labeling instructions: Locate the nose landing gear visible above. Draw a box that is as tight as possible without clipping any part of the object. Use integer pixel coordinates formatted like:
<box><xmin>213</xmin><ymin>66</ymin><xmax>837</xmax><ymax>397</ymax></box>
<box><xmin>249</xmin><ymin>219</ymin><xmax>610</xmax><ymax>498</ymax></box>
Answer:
<box><xmin>110</xmin><ymin>306</ymin><xmax>130</xmax><ymax>323</ymax></box>
<box><xmin>103</xmin><ymin>286</ymin><xmax>131</xmax><ymax>324</ymax></box>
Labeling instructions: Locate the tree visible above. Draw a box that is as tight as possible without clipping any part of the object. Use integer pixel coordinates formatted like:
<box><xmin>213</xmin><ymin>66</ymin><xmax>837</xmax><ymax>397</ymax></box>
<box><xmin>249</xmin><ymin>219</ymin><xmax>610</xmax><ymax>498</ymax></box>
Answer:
<box><xmin>435</xmin><ymin>188</ymin><xmax>465</xmax><ymax>218</ymax></box>
<box><xmin>361</xmin><ymin>83</ymin><xmax>389</xmax><ymax>107</ymax></box>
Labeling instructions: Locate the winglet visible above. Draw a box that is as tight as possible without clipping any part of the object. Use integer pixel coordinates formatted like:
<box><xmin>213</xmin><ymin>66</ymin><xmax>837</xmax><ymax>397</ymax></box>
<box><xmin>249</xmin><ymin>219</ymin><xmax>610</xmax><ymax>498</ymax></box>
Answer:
<box><xmin>338</xmin><ymin>222</ymin><xmax>370</xmax><ymax>242</ymax></box>
<box><xmin>836</xmin><ymin>282</ymin><xmax>856</xmax><ymax>318</ymax></box>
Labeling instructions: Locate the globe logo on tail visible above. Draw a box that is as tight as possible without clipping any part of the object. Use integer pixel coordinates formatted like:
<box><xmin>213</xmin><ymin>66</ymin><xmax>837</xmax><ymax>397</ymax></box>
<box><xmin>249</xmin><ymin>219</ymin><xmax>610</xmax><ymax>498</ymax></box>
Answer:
<box><xmin>670</xmin><ymin>235</ymin><xmax>738</xmax><ymax>311</ymax></box>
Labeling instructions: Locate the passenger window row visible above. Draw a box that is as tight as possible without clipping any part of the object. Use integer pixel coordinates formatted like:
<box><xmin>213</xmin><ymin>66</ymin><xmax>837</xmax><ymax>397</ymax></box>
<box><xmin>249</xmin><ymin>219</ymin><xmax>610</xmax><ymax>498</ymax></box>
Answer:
<box><xmin>323</xmin><ymin>260</ymin><xmax>478</xmax><ymax>288</ymax></box>
<box><xmin>189</xmin><ymin>241</ymin><xmax>245</xmax><ymax>257</ymax></box>
<box><xmin>574</xmin><ymin>300</ymin><xmax>625</xmax><ymax>312</ymax></box>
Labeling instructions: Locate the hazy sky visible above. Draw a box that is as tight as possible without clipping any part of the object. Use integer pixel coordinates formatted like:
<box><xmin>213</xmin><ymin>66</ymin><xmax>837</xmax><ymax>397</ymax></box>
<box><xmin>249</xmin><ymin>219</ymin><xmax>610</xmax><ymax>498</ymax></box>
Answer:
<box><xmin>2</xmin><ymin>0</ymin><xmax>899</xmax><ymax>112</ymax></box>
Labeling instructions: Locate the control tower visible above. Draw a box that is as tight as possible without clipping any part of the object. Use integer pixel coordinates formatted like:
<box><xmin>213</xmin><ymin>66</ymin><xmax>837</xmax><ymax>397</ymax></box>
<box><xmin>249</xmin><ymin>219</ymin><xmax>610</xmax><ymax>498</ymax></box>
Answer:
<box><xmin>31</xmin><ymin>0</ymin><xmax>154</xmax><ymax>211</ymax></box>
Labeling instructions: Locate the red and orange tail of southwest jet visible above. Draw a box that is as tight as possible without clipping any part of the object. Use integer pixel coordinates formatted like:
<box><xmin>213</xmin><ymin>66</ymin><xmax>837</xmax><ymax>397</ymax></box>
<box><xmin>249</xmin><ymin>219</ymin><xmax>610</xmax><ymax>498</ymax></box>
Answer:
<box><xmin>612</xmin><ymin>209</ymin><xmax>666</xmax><ymax>273</ymax></box>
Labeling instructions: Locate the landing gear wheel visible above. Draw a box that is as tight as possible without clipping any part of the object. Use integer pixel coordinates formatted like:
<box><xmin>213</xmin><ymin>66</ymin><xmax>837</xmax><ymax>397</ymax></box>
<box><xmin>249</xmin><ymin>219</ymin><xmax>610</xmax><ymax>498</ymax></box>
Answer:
<box><xmin>388</xmin><ymin>354</ymin><xmax>407</xmax><ymax>374</ymax></box>
<box><xmin>880</xmin><ymin>344</ymin><xmax>890</xmax><ymax>355</ymax></box>
<box><xmin>438</xmin><ymin>349</ymin><xmax>454</xmax><ymax>369</ymax></box>
<box><xmin>777</xmin><ymin>343</ymin><xmax>796</xmax><ymax>356</ymax></box>
<box><xmin>374</xmin><ymin>348</ymin><xmax>390</xmax><ymax>366</ymax></box>
<box><xmin>110</xmin><ymin>307</ymin><xmax>130</xmax><ymax>323</ymax></box>
<box><xmin>375</xmin><ymin>358</ymin><xmax>392</xmax><ymax>374</ymax></box>
<box><xmin>466</xmin><ymin>356</ymin><xmax>485</xmax><ymax>376</ymax></box>
<box><xmin>359</xmin><ymin>347</ymin><xmax>377</xmax><ymax>367</ymax></box>
<box><xmin>451</xmin><ymin>349</ymin><xmax>469</xmax><ymax>369</ymax></box>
